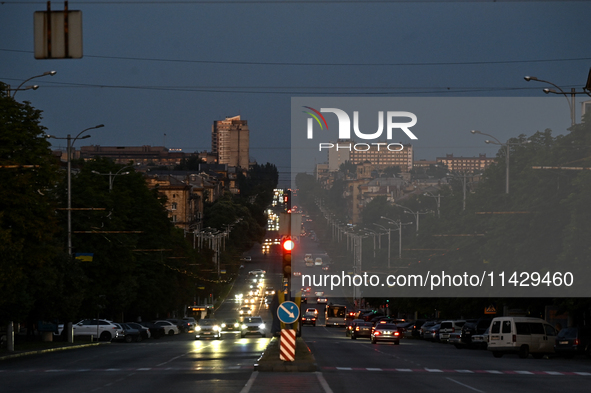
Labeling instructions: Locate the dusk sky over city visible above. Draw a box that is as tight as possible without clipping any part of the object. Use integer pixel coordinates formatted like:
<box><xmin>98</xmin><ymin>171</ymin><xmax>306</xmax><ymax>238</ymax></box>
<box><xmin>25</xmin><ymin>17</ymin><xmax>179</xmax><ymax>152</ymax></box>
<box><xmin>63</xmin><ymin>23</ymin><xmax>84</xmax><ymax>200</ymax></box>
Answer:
<box><xmin>2</xmin><ymin>0</ymin><xmax>590</xmax><ymax>185</ymax></box>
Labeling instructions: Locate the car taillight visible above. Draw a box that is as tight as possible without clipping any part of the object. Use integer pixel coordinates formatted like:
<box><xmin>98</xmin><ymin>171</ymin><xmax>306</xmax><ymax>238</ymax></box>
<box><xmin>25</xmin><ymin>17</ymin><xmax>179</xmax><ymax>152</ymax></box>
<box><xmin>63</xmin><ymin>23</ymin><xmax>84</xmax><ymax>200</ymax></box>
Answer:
<box><xmin>356</xmin><ymin>327</ymin><xmax>360</xmax><ymax>331</ymax></box>
<box><xmin>513</xmin><ymin>335</ymin><xmax>516</xmax><ymax>342</ymax></box>
<box><xmin>394</xmin><ymin>332</ymin><xmax>399</xmax><ymax>336</ymax></box>
<box><xmin>575</xmin><ymin>338</ymin><xmax>580</xmax><ymax>345</ymax></box>
<box><xmin>375</xmin><ymin>331</ymin><xmax>381</xmax><ymax>336</ymax></box>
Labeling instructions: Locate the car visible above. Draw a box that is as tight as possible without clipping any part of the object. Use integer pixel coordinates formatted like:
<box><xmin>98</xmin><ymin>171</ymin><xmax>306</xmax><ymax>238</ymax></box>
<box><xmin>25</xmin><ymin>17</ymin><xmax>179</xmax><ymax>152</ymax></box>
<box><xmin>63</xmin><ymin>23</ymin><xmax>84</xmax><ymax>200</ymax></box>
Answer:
<box><xmin>460</xmin><ymin>318</ymin><xmax>493</xmax><ymax>348</ymax></box>
<box><xmin>420</xmin><ymin>321</ymin><xmax>439</xmax><ymax>338</ymax></box>
<box><xmin>239</xmin><ymin>306</ymin><xmax>252</xmax><ymax>316</ymax></box>
<box><xmin>346</xmin><ymin>319</ymin><xmax>364</xmax><ymax>337</ymax></box>
<box><xmin>554</xmin><ymin>326</ymin><xmax>591</xmax><ymax>358</ymax></box>
<box><xmin>138</xmin><ymin>321</ymin><xmax>165</xmax><ymax>339</ymax></box>
<box><xmin>63</xmin><ymin>319</ymin><xmax>121</xmax><ymax>342</ymax></box>
<box><xmin>240</xmin><ymin>256</ymin><xmax>252</xmax><ymax>262</ymax></box>
<box><xmin>407</xmin><ymin>319</ymin><xmax>428</xmax><ymax>338</ymax></box>
<box><xmin>439</xmin><ymin>320</ymin><xmax>467</xmax><ymax>342</ymax></box>
<box><xmin>314</xmin><ymin>258</ymin><xmax>323</xmax><ymax>266</ymax></box>
<box><xmin>317</xmin><ymin>297</ymin><xmax>328</xmax><ymax>304</ymax></box>
<box><xmin>181</xmin><ymin>317</ymin><xmax>197</xmax><ymax>332</ymax></box>
<box><xmin>371</xmin><ymin>323</ymin><xmax>401</xmax><ymax>345</ymax></box>
<box><xmin>154</xmin><ymin>320</ymin><xmax>180</xmax><ymax>335</ymax></box>
<box><xmin>125</xmin><ymin>322</ymin><xmax>151</xmax><ymax>340</ymax></box>
<box><xmin>351</xmin><ymin>322</ymin><xmax>374</xmax><ymax>339</ymax></box>
<box><xmin>301</xmin><ymin>313</ymin><xmax>317</xmax><ymax>326</ymax></box>
<box><xmin>195</xmin><ymin>318</ymin><xmax>222</xmax><ymax>339</ymax></box>
<box><xmin>221</xmin><ymin>318</ymin><xmax>241</xmax><ymax>333</ymax></box>
<box><xmin>305</xmin><ymin>308</ymin><xmax>318</xmax><ymax>316</ymax></box>
<box><xmin>264</xmin><ymin>286</ymin><xmax>275</xmax><ymax>295</ymax></box>
<box><xmin>112</xmin><ymin>323</ymin><xmax>142</xmax><ymax>343</ymax></box>
<box><xmin>425</xmin><ymin>324</ymin><xmax>441</xmax><ymax>341</ymax></box>
<box><xmin>293</xmin><ymin>271</ymin><xmax>302</xmax><ymax>276</ymax></box>
<box><xmin>166</xmin><ymin>318</ymin><xmax>187</xmax><ymax>333</ymax></box>
<box><xmin>249</xmin><ymin>269</ymin><xmax>266</xmax><ymax>276</ymax></box>
<box><xmin>240</xmin><ymin>316</ymin><xmax>266</xmax><ymax>337</ymax></box>
<box><xmin>471</xmin><ymin>327</ymin><xmax>490</xmax><ymax>349</ymax></box>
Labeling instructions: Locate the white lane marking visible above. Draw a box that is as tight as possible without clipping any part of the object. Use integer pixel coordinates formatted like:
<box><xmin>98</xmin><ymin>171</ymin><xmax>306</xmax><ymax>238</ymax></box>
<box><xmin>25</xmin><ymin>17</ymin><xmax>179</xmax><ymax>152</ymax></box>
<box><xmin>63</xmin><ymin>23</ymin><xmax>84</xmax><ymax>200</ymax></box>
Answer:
<box><xmin>396</xmin><ymin>368</ymin><xmax>413</xmax><ymax>372</ymax></box>
<box><xmin>456</xmin><ymin>370</ymin><xmax>474</xmax><ymax>373</ymax></box>
<box><xmin>426</xmin><ymin>368</ymin><xmax>443</xmax><ymax>373</ymax></box>
<box><xmin>366</xmin><ymin>368</ymin><xmax>382</xmax><ymax>371</ymax></box>
<box><xmin>485</xmin><ymin>370</ymin><xmax>503</xmax><ymax>374</ymax></box>
<box><xmin>515</xmin><ymin>371</ymin><xmax>533</xmax><ymax>375</ymax></box>
<box><xmin>574</xmin><ymin>372</ymin><xmax>591</xmax><ymax>376</ymax></box>
<box><xmin>446</xmin><ymin>377</ymin><xmax>486</xmax><ymax>393</ymax></box>
<box><xmin>335</xmin><ymin>367</ymin><xmax>352</xmax><ymax>370</ymax></box>
<box><xmin>239</xmin><ymin>371</ymin><xmax>259</xmax><ymax>393</ymax></box>
<box><xmin>544</xmin><ymin>371</ymin><xmax>563</xmax><ymax>375</ymax></box>
<box><xmin>315</xmin><ymin>372</ymin><xmax>335</xmax><ymax>393</ymax></box>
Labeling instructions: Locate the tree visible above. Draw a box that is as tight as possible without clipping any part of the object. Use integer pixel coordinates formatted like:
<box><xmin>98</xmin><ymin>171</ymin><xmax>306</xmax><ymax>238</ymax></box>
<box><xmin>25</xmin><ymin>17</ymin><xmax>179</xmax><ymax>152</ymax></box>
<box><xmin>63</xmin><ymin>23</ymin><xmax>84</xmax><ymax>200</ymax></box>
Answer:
<box><xmin>0</xmin><ymin>88</ymin><xmax>63</xmax><ymax>324</ymax></box>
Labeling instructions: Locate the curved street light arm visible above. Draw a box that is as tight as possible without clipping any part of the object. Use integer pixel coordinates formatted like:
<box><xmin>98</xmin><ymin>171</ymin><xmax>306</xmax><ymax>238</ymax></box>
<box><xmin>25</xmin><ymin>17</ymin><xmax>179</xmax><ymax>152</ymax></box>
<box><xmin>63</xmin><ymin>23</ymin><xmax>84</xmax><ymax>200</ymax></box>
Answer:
<box><xmin>12</xmin><ymin>71</ymin><xmax>57</xmax><ymax>98</ymax></box>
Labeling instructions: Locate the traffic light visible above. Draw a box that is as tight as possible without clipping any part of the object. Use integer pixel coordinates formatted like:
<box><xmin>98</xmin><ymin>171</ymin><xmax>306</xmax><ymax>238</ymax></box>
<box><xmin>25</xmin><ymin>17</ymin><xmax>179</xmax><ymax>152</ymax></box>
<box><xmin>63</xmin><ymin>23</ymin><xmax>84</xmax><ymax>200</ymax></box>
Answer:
<box><xmin>282</xmin><ymin>237</ymin><xmax>294</xmax><ymax>278</ymax></box>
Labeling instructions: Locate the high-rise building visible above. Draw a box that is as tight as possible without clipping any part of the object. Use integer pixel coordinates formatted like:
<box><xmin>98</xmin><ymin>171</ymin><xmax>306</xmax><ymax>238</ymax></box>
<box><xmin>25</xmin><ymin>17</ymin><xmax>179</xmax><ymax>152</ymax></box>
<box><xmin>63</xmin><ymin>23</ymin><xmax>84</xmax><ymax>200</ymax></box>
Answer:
<box><xmin>349</xmin><ymin>143</ymin><xmax>414</xmax><ymax>172</ymax></box>
<box><xmin>212</xmin><ymin>115</ymin><xmax>249</xmax><ymax>169</ymax></box>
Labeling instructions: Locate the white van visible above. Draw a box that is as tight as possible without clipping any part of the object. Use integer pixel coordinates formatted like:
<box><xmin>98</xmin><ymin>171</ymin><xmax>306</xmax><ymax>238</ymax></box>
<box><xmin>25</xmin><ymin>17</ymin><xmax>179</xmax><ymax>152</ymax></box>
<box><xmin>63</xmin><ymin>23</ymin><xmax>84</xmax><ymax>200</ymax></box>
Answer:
<box><xmin>487</xmin><ymin>317</ymin><xmax>557</xmax><ymax>358</ymax></box>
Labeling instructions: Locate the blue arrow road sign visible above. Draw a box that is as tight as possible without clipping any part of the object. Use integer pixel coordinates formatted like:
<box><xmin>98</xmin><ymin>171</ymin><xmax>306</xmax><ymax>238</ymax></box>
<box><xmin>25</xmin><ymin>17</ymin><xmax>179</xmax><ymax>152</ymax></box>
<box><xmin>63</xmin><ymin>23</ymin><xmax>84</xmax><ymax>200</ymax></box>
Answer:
<box><xmin>277</xmin><ymin>301</ymin><xmax>300</xmax><ymax>324</ymax></box>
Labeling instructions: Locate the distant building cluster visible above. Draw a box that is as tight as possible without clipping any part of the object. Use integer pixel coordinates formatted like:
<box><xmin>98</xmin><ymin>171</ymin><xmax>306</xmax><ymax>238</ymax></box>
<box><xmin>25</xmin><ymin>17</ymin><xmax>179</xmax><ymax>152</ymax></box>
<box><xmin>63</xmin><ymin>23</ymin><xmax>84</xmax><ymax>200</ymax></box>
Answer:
<box><xmin>315</xmin><ymin>142</ymin><xmax>496</xmax><ymax>223</ymax></box>
<box><xmin>53</xmin><ymin>115</ymin><xmax>251</xmax><ymax>232</ymax></box>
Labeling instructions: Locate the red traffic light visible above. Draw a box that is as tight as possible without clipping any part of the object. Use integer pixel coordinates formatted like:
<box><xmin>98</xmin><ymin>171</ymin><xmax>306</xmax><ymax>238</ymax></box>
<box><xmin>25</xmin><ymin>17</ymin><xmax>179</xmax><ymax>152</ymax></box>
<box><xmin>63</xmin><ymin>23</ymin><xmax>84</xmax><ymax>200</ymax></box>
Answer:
<box><xmin>282</xmin><ymin>239</ymin><xmax>295</xmax><ymax>251</ymax></box>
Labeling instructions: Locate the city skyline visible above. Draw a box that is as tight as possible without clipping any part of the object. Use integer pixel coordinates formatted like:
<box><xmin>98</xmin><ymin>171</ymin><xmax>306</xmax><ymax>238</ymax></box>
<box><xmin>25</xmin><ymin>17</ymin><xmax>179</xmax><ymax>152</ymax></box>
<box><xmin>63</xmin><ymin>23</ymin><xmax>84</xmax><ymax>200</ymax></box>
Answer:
<box><xmin>2</xmin><ymin>1</ymin><xmax>590</xmax><ymax>186</ymax></box>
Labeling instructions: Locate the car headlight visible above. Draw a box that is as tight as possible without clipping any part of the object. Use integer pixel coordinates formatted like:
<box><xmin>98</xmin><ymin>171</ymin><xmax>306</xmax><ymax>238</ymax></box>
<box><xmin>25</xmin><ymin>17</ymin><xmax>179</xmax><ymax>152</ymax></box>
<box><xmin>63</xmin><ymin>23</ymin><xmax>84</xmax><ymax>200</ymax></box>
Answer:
<box><xmin>195</xmin><ymin>326</ymin><xmax>201</xmax><ymax>331</ymax></box>
<box><xmin>239</xmin><ymin>310</ymin><xmax>244</xmax><ymax>314</ymax></box>
<box><xmin>221</xmin><ymin>324</ymin><xmax>226</xmax><ymax>328</ymax></box>
<box><xmin>241</xmin><ymin>324</ymin><xmax>247</xmax><ymax>329</ymax></box>
<box><xmin>259</xmin><ymin>324</ymin><xmax>266</xmax><ymax>330</ymax></box>
<box><xmin>234</xmin><ymin>323</ymin><xmax>239</xmax><ymax>327</ymax></box>
<box><xmin>213</xmin><ymin>326</ymin><xmax>220</xmax><ymax>331</ymax></box>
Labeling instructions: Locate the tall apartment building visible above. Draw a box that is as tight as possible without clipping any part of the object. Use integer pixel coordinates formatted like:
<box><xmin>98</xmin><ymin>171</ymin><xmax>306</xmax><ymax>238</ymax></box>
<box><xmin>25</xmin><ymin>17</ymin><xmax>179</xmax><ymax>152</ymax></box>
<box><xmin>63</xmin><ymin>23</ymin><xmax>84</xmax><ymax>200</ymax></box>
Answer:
<box><xmin>212</xmin><ymin>115</ymin><xmax>249</xmax><ymax>169</ymax></box>
<box><xmin>327</xmin><ymin>140</ymin><xmax>351</xmax><ymax>171</ymax></box>
<box><xmin>436</xmin><ymin>153</ymin><xmax>495</xmax><ymax>173</ymax></box>
<box><xmin>349</xmin><ymin>143</ymin><xmax>414</xmax><ymax>172</ymax></box>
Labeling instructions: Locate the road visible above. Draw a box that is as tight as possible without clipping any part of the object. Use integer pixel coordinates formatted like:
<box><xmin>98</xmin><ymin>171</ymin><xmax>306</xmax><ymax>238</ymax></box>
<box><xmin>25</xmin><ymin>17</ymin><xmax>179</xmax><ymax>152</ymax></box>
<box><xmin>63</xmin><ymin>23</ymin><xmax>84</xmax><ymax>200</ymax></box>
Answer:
<box><xmin>3</xmin><ymin>241</ymin><xmax>591</xmax><ymax>393</ymax></box>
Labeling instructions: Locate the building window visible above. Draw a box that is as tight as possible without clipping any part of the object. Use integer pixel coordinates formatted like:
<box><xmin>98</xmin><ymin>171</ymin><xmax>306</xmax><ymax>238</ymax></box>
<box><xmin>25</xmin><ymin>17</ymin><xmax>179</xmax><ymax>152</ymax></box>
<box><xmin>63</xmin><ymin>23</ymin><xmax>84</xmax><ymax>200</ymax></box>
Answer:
<box><xmin>171</xmin><ymin>202</ymin><xmax>177</xmax><ymax>210</ymax></box>
<box><xmin>172</xmin><ymin>215</ymin><xmax>177</xmax><ymax>222</ymax></box>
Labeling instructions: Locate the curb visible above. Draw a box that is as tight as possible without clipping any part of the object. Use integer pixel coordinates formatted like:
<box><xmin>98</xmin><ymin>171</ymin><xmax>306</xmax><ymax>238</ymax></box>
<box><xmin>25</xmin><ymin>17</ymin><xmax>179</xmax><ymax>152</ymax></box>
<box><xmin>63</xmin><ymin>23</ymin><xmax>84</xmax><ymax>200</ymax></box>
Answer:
<box><xmin>254</xmin><ymin>337</ymin><xmax>318</xmax><ymax>372</ymax></box>
<box><xmin>0</xmin><ymin>342</ymin><xmax>108</xmax><ymax>361</ymax></box>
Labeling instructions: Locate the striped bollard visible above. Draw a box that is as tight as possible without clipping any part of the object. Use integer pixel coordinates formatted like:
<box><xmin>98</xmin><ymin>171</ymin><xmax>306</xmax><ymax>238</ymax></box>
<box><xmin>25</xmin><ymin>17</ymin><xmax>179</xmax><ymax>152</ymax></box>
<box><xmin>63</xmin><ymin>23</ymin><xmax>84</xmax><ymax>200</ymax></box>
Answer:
<box><xmin>280</xmin><ymin>329</ymin><xmax>296</xmax><ymax>361</ymax></box>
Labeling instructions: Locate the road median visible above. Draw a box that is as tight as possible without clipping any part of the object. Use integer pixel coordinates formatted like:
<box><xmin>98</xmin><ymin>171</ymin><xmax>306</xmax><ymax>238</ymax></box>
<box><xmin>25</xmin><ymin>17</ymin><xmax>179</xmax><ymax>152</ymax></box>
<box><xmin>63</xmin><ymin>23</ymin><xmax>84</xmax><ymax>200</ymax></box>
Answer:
<box><xmin>254</xmin><ymin>336</ymin><xmax>318</xmax><ymax>372</ymax></box>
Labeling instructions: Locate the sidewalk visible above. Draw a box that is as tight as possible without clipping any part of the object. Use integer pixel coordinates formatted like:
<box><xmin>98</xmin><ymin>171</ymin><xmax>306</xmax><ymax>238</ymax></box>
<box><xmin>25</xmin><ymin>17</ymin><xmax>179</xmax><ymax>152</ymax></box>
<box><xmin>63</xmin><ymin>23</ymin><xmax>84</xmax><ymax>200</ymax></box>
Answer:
<box><xmin>0</xmin><ymin>342</ymin><xmax>106</xmax><ymax>361</ymax></box>
<box><xmin>242</xmin><ymin>371</ymin><xmax>333</xmax><ymax>393</ymax></box>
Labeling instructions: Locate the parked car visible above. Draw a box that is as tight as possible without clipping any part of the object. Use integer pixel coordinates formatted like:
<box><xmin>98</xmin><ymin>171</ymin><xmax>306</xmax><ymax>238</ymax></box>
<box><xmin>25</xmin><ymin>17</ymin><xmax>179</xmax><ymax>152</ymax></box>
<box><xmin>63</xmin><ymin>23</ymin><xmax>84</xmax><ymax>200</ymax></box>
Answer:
<box><xmin>488</xmin><ymin>317</ymin><xmax>557</xmax><ymax>358</ymax></box>
<box><xmin>371</xmin><ymin>323</ymin><xmax>401</xmax><ymax>345</ymax></box>
<box><xmin>154</xmin><ymin>320</ymin><xmax>180</xmax><ymax>335</ymax></box>
<box><xmin>125</xmin><ymin>322</ymin><xmax>151</xmax><ymax>340</ymax></box>
<box><xmin>471</xmin><ymin>327</ymin><xmax>490</xmax><ymax>349</ymax></box>
<box><xmin>241</xmin><ymin>316</ymin><xmax>266</xmax><ymax>338</ymax></box>
<box><xmin>554</xmin><ymin>326</ymin><xmax>591</xmax><ymax>358</ymax></box>
<box><xmin>460</xmin><ymin>318</ymin><xmax>493</xmax><ymax>348</ymax></box>
<box><xmin>195</xmin><ymin>318</ymin><xmax>222</xmax><ymax>339</ymax></box>
<box><xmin>302</xmin><ymin>313</ymin><xmax>317</xmax><ymax>326</ymax></box>
<box><xmin>439</xmin><ymin>320</ymin><xmax>467</xmax><ymax>343</ymax></box>
<box><xmin>167</xmin><ymin>319</ymin><xmax>186</xmax><ymax>333</ymax></box>
<box><xmin>420</xmin><ymin>321</ymin><xmax>439</xmax><ymax>338</ymax></box>
<box><xmin>351</xmin><ymin>322</ymin><xmax>374</xmax><ymax>340</ymax></box>
<box><xmin>112</xmin><ymin>323</ymin><xmax>142</xmax><ymax>343</ymax></box>
<box><xmin>138</xmin><ymin>321</ymin><xmax>165</xmax><ymax>339</ymax></box>
<box><xmin>407</xmin><ymin>319</ymin><xmax>427</xmax><ymax>338</ymax></box>
<box><xmin>63</xmin><ymin>319</ymin><xmax>121</xmax><ymax>341</ymax></box>
<box><xmin>425</xmin><ymin>324</ymin><xmax>441</xmax><ymax>341</ymax></box>
<box><xmin>181</xmin><ymin>317</ymin><xmax>197</xmax><ymax>332</ymax></box>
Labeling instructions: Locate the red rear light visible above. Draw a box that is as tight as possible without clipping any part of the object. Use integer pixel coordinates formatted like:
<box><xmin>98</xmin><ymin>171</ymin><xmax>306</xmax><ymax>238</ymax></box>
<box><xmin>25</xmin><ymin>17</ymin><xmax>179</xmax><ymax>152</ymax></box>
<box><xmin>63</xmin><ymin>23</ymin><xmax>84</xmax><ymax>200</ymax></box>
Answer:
<box><xmin>513</xmin><ymin>335</ymin><xmax>516</xmax><ymax>342</ymax></box>
<box><xmin>375</xmin><ymin>331</ymin><xmax>381</xmax><ymax>336</ymax></box>
<box><xmin>356</xmin><ymin>327</ymin><xmax>360</xmax><ymax>331</ymax></box>
<box><xmin>575</xmin><ymin>338</ymin><xmax>580</xmax><ymax>345</ymax></box>
<box><xmin>394</xmin><ymin>332</ymin><xmax>399</xmax><ymax>336</ymax></box>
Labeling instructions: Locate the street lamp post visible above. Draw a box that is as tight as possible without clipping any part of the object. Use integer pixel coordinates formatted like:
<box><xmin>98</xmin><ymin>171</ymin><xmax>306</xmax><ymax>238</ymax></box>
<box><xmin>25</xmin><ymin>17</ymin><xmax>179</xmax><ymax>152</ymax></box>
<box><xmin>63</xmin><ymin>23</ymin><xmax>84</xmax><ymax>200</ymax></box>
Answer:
<box><xmin>380</xmin><ymin>217</ymin><xmax>413</xmax><ymax>268</ymax></box>
<box><xmin>524</xmin><ymin>72</ymin><xmax>591</xmax><ymax>126</ymax></box>
<box><xmin>49</xmin><ymin>124</ymin><xmax>104</xmax><ymax>256</ymax></box>
<box><xmin>471</xmin><ymin>130</ymin><xmax>530</xmax><ymax>194</ymax></box>
<box><xmin>9</xmin><ymin>71</ymin><xmax>57</xmax><ymax>97</ymax></box>
<box><xmin>91</xmin><ymin>166</ymin><xmax>133</xmax><ymax>191</ymax></box>
<box><xmin>423</xmin><ymin>191</ymin><xmax>443</xmax><ymax>218</ymax></box>
<box><xmin>393</xmin><ymin>203</ymin><xmax>431</xmax><ymax>233</ymax></box>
